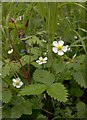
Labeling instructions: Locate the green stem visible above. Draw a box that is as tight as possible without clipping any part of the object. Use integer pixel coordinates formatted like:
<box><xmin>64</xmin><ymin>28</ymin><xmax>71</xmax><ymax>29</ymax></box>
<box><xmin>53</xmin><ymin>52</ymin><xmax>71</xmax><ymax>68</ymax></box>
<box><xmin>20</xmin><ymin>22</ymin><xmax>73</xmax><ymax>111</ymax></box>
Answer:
<box><xmin>47</xmin><ymin>3</ymin><xmax>53</xmax><ymax>71</ymax></box>
<box><xmin>8</xmin><ymin>30</ymin><xmax>28</xmax><ymax>81</ymax></box>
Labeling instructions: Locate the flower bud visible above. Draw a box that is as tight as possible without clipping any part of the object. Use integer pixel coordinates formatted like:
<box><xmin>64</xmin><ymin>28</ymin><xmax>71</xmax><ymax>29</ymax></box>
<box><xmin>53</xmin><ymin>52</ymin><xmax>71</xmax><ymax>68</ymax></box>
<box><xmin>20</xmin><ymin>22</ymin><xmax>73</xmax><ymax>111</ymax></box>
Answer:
<box><xmin>10</xmin><ymin>18</ymin><xmax>15</xmax><ymax>23</ymax></box>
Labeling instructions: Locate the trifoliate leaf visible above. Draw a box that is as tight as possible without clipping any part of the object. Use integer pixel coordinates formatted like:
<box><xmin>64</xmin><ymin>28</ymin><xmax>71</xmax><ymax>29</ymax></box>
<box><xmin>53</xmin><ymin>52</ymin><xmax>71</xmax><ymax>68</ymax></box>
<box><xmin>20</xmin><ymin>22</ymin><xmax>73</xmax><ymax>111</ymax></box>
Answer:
<box><xmin>47</xmin><ymin>83</ymin><xmax>68</xmax><ymax>102</ymax></box>
<box><xmin>20</xmin><ymin>84</ymin><xmax>47</xmax><ymax>96</ymax></box>
<box><xmin>2</xmin><ymin>90</ymin><xmax>12</xmax><ymax>103</ymax></box>
<box><xmin>33</xmin><ymin>69</ymin><xmax>55</xmax><ymax>85</ymax></box>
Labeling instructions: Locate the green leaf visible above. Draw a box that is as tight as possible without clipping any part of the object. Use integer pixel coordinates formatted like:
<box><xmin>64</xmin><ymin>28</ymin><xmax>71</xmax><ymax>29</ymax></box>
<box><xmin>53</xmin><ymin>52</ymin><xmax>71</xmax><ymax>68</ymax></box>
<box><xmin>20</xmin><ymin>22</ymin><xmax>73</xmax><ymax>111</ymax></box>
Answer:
<box><xmin>11</xmin><ymin>105</ymin><xmax>23</xmax><ymax>118</ymax></box>
<box><xmin>69</xmin><ymin>87</ymin><xmax>83</xmax><ymax>97</ymax></box>
<box><xmin>27</xmin><ymin>36</ymin><xmax>43</xmax><ymax>46</ymax></box>
<box><xmin>72</xmin><ymin>71</ymin><xmax>87</xmax><ymax>88</ymax></box>
<box><xmin>76</xmin><ymin>102</ymin><xmax>87</xmax><ymax>118</ymax></box>
<box><xmin>2</xmin><ymin>64</ymin><xmax>10</xmax><ymax>78</ymax></box>
<box><xmin>53</xmin><ymin>60</ymin><xmax>66</xmax><ymax>74</ymax></box>
<box><xmin>2</xmin><ymin>90</ymin><xmax>12</xmax><ymax>103</ymax></box>
<box><xmin>47</xmin><ymin>83</ymin><xmax>68</xmax><ymax>102</ymax></box>
<box><xmin>11</xmin><ymin>100</ymin><xmax>32</xmax><ymax>118</ymax></box>
<box><xmin>2</xmin><ymin>108</ymin><xmax>11</xmax><ymax>118</ymax></box>
<box><xmin>33</xmin><ymin>69</ymin><xmax>55</xmax><ymax>85</ymax></box>
<box><xmin>20</xmin><ymin>84</ymin><xmax>47</xmax><ymax>96</ymax></box>
<box><xmin>22</xmin><ymin>101</ymin><xmax>32</xmax><ymax>115</ymax></box>
<box><xmin>20</xmin><ymin>55</ymin><xmax>29</xmax><ymax>66</ymax></box>
<box><xmin>31</xmin><ymin>62</ymin><xmax>42</xmax><ymax>69</ymax></box>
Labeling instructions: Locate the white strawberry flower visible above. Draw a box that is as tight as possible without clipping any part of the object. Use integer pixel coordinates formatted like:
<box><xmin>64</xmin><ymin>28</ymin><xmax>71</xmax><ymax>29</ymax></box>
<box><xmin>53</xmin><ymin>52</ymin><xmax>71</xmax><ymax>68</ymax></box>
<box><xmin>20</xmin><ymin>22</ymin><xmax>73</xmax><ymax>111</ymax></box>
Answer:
<box><xmin>36</xmin><ymin>57</ymin><xmax>47</xmax><ymax>65</ymax></box>
<box><xmin>52</xmin><ymin>40</ymin><xmax>68</xmax><ymax>56</ymax></box>
<box><xmin>8</xmin><ymin>49</ymin><xmax>13</xmax><ymax>54</ymax></box>
<box><xmin>12</xmin><ymin>78</ymin><xmax>23</xmax><ymax>88</ymax></box>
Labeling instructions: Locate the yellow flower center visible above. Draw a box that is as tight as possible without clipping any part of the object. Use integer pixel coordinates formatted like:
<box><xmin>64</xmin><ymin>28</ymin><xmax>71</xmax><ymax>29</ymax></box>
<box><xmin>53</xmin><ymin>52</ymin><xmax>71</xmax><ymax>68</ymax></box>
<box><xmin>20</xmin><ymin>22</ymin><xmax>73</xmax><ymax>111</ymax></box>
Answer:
<box><xmin>40</xmin><ymin>59</ymin><xmax>44</xmax><ymax>62</ymax></box>
<box><xmin>57</xmin><ymin>45</ymin><xmax>62</xmax><ymax>51</ymax></box>
<box><xmin>16</xmin><ymin>80</ymin><xmax>20</xmax><ymax>85</ymax></box>
<box><xmin>70</xmin><ymin>59</ymin><xmax>74</xmax><ymax>63</ymax></box>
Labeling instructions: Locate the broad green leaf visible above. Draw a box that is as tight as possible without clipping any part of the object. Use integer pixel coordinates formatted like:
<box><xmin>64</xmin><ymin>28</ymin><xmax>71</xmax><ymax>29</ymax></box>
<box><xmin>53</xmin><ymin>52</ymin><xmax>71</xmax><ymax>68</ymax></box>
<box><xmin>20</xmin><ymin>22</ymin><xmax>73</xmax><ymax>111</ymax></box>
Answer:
<box><xmin>53</xmin><ymin>60</ymin><xmax>66</xmax><ymax>74</ymax></box>
<box><xmin>11</xmin><ymin>100</ymin><xmax>32</xmax><ymax>118</ymax></box>
<box><xmin>47</xmin><ymin>83</ymin><xmax>68</xmax><ymax>102</ymax></box>
<box><xmin>21</xmin><ymin>101</ymin><xmax>32</xmax><ymax>115</ymax></box>
<box><xmin>20</xmin><ymin>84</ymin><xmax>47</xmax><ymax>96</ymax></box>
<box><xmin>2</xmin><ymin>108</ymin><xmax>11</xmax><ymax>118</ymax></box>
<box><xmin>72</xmin><ymin>71</ymin><xmax>87</xmax><ymax>88</ymax></box>
<box><xmin>20</xmin><ymin>55</ymin><xmax>29</xmax><ymax>66</ymax></box>
<box><xmin>10</xmin><ymin>96</ymin><xmax>25</xmax><ymax>106</ymax></box>
<box><xmin>2</xmin><ymin>90</ymin><xmax>12</xmax><ymax>103</ymax></box>
<box><xmin>11</xmin><ymin>105</ymin><xmax>23</xmax><ymax>118</ymax></box>
<box><xmin>76</xmin><ymin>102</ymin><xmax>87</xmax><ymax>118</ymax></box>
<box><xmin>69</xmin><ymin>87</ymin><xmax>83</xmax><ymax>97</ymax></box>
<box><xmin>33</xmin><ymin>69</ymin><xmax>55</xmax><ymax>85</ymax></box>
<box><xmin>31</xmin><ymin>62</ymin><xmax>42</xmax><ymax>69</ymax></box>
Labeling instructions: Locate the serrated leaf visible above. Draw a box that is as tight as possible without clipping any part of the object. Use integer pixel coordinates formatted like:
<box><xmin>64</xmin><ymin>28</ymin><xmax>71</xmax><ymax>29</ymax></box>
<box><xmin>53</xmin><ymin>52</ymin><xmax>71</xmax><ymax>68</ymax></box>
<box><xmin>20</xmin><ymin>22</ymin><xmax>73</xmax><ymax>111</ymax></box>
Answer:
<box><xmin>72</xmin><ymin>72</ymin><xmax>87</xmax><ymax>88</ymax></box>
<box><xmin>47</xmin><ymin>83</ymin><xmax>68</xmax><ymax>102</ymax></box>
<box><xmin>20</xmin><ymin>84</ymin><xmax>47</xmax><ymax>96</ymax></box>
<box><xmin>76</xmin><ymin>102</ymin><xmax>87</xmax><ymax>118</ymax></box>
<box><xmin>33</xmin><ymin>69</ymin><xmax>55</xmax><ymax>85</ymax></box>
<box><xmin>2</xmin><ymin>90</ymin><xmax>12</xmax><ymax>103</ymax></box>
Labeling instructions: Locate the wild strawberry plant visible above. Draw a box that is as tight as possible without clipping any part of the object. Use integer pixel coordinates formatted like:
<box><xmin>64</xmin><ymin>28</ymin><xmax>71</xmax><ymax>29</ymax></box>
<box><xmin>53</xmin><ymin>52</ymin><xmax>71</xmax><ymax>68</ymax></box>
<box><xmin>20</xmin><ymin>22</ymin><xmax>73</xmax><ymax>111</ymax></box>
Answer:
<box><xmin>1</xmin><ymin>2</ymin><xmax>87</xmax><ymax>119</ymax></box>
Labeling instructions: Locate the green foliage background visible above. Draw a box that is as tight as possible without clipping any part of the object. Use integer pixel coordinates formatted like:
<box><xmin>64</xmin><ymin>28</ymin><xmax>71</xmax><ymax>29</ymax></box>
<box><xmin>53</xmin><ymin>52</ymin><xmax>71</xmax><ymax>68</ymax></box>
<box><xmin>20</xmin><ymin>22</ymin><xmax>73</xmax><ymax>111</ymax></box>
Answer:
<box><xmin>1</xmin><ymin>2</ymin><xmax>87</xmax><ymax>119</ymax></box>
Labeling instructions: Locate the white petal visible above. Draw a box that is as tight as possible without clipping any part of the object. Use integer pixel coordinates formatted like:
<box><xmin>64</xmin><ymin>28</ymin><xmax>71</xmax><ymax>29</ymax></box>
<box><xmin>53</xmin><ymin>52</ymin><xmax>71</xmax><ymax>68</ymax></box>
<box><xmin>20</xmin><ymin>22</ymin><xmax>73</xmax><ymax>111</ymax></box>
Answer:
<box><xmin>58</xmin><ymin>51</ymin><xmax>64</xmax><ymax>56</ymax></box>
<box><xmin>12</xmin><ymin>78</ymin><xmax>16</xmax><ymax>82</ymax></box>
<box><xmin>66</xmin><ymin>45</ymin><xmax>70</xmax><ymax>51</ymax></box>
<box><xmin>58</xmin><ymin>40</ymin><xmax>64</xmax><ymax>46</ymax></box>
<box><xmin>39</xmin><ymin>57</ymin><xmax>43</xmax><ymax>60</ymax></box>
<box><xmin>19</xmin><ymin>81</ymin><xmax>23</xmax><ymax>86</ymax></box>
<box><xmin>16</xmin><ymin>77</ymin><xmax>21</xmax><ymax>81</ymax></box>
<box><xmin>8</xmin><ymin>49</ymin><xmax>13</xmax><ymax>54</ymax></box>
<box><xmin>43</xmin><ymin>61</ymin><xmax>47</xmax><ymax>63</ymax></box>
<box><xmin>15</xmin><ymin>85</ymin><xmax>21</xmax><ymax>88</ymax></box>
<box><xmin>36</xmin><ymin>60</ymin><xmax>40</xmax><ymax>63</ymax></box>
<box><xmin>73</xmin><ymin>54</ymin><xmax>77</xmax><ymax>58</ymax></box>
<box><xmin>62</xmin><ymin>46</ymin><xmax>67</xmax><ymax>52</ymax></box>
<box><xmin>52</xmin><ymin>47</ymin><xmax>58</xmax><ymax>53</ymax></box>
<box><xmin>12</xmin><ymin>82</ymin><xmax>16</xmax><ymax>87</ymax></box>
<box><xmin>38</xmin><ymin>62</ymin><xmax>43</xmax><ymax>65</ymax></box>
<box><xmin>53</xmin><ymin>41</ymin><xmax>58</xmax><ymax>46</ymax></box>
<box><xmin>44</xmin><ymin>57</ymin><xmax>47</xmax><ymax>61</ymax></box>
